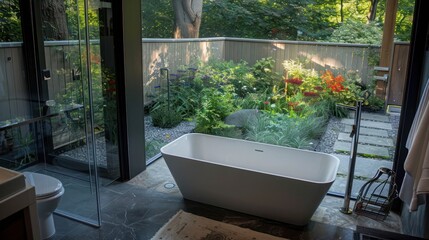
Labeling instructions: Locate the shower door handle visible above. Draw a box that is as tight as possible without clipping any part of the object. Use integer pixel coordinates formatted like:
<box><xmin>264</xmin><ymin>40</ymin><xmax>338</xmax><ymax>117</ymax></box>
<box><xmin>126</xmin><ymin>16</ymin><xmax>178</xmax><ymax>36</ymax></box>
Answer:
<box><xmin>42</xmin><ymin>69</ymin><xmax>51</xmax><ymax>81</ymax></box>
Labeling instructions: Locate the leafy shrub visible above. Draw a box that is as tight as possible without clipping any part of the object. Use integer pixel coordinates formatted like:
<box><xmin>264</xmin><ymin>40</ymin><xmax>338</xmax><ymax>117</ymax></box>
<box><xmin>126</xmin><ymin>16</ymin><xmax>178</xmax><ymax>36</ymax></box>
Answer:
<box><xmin>234</xmin><ymin>92</ymin><xmax>269</xmax><ymax>109</ymax></box>
<box><xmin>193</xmin><ymin>60</ymin><xmax>256</xmax><ymax>97</ymax></box>
<box><xmin>211</xmin><ymin>126</ymin><xmax>243</xmax><ymax>139</ymax></box>
<box><xmin>328</xmin><ymin>20</ymin><xmax>383</xmax><ymax>45</ymax></box>
<box><xmin>321</xmin><ymin>69</ymin><xmax>362</xmax><ymax>105</ymax></box>
<box><xmin>364</xmin><ymin>95</ymin><xmax>385</xmax><ymax>112</ymax></box>
<box><xmin>281</xmin><ymin>60</ymin><xmax>362</xmax><ymax>111</ymax></box>
<box><xmin>252</xmin><ymin>57</ymin><xmax>282</xmax><ymax>91</ymax></box>
<box><xmin>360</xmin><ymin>78</ymin><xmax>385</xmax><ymax>112</ymax></box>
<box><xmin>195</xmin><ymin>87</ymin><xmax>236</xmax><ymax>134</ymax></box>
<box><xmin>316</xmin><ymin>98</ymin><xmax>349</xmax><ymax>118</ymax></box>
<box><xmin>150</xmin><ymin>105</ymin><xmax>183</xmax><ymax>128</ymax></box>
<box><xmin>152</xmin><ymin>68</ymin><xmax>203</xmax><ymax>119</ymax></box>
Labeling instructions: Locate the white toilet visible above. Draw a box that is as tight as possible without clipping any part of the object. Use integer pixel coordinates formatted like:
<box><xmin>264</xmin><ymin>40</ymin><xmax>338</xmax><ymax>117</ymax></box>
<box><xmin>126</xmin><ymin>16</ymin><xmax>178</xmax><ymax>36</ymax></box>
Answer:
<box><xmin>23</xmin><ymin>172</ymin><xmax>65</xmax><ymax>239</ymax></box>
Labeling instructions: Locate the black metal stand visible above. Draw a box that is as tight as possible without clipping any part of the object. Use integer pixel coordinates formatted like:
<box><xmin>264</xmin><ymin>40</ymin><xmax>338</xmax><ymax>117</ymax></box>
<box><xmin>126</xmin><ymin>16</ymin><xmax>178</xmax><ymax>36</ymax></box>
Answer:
<box><xmin>340</xmin><ymin>101</ymin><xmax>363</xmax><ymax>214</ymax></box>
<box><xmin>160</xmin><ymin>68</ymin><xmax>170</xmax><ymax>112</ymax></box>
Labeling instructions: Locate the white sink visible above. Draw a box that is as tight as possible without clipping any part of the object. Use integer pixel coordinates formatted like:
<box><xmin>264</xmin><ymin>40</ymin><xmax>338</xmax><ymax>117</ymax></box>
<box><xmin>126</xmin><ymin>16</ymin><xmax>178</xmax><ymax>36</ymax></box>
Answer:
<box><xmin>0</xmin><ymin>167</ymin><xmax>26</xmax><ymax>200</ymax></box>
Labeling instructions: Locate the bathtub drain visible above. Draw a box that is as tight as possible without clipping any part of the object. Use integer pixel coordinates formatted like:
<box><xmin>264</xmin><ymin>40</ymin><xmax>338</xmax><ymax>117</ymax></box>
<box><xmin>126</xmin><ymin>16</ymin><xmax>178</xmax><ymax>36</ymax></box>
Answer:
<box><xmin>164</xmin><ymin>183</ymin><xmax>176</xmax><ymax>189</ymax></box>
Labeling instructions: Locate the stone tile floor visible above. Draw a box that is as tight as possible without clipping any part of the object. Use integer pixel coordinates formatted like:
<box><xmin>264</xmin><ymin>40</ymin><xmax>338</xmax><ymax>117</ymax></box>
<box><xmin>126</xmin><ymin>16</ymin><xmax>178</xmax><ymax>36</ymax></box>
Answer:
<box><xmin>44</xmin><ymin>158</ymin><xmax>411</xmax><ymax>240</ymax></box>
<box><xmin>21</xmin><ymin>110</ymin><xmax>410</xmax><ymax>239</ymax></box>
<box><xmin>330</xmin><ymin>111</ymin><xmax>398</xmax><ymax>196</ymax></box>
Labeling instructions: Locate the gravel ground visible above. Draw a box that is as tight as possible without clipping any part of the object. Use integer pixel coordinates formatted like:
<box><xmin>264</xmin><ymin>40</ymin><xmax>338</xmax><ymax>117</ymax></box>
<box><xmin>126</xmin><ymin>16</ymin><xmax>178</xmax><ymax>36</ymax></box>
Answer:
<box><xmin>58</xmin><ymin>112</ymin><xmax>401</xmax><ymax>166</ymax></box>
<box><xmin>58</xmin><ymin>136</ymin><xmax>109</xmax><ymax>167</ymax></box>
<box><xmin>315</xmin><ymin>117</ymin><xmax>343</xmax><ymax>153</ymax></box>
<box><xmin>58</xmin><ymin>116</ymin><xmax>196</xmax><ymax>166</ymax></box>
<box><xmin>145</xmin><ymin>114</ymin><xmax>345</xmax><ymax>154</ymax></box>
<box><xmin>144</xmin><ymin>116</ymin><xmax>196</xmax><ymax>143</ymax></box>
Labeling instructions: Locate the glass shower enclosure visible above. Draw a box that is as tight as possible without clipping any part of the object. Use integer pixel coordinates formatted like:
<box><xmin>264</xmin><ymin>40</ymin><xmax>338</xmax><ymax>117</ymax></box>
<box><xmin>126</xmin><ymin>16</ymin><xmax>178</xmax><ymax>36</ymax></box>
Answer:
<box><xmin>0</xmin><ymin>0</ymin><xmax>120</xmax><ymax>226</ymax></box>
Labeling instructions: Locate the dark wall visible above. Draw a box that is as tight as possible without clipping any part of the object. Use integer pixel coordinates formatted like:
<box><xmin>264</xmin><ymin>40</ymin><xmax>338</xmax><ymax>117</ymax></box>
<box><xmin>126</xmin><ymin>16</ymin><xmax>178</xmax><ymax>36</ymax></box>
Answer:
<box><xmin>398</xmin><ymin>1</ymin><xmax>429</xmax><ymax>238</ymax></box>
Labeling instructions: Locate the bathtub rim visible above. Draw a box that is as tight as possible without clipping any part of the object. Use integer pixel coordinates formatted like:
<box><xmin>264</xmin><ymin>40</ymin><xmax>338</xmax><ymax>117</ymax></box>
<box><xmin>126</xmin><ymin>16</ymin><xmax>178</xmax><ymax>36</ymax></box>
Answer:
<box><xmin>161</xmin><ymin>133</ymin><xmax>340</xmax><ymax>185</ymax></box>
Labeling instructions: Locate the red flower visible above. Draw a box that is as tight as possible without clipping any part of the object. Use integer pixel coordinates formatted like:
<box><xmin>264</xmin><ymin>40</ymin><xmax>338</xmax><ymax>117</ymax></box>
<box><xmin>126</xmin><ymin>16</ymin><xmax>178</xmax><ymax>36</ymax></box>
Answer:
<box><xmin>284</xmin><ymin>78</ymin><xmax>303</xmax><ymax>86</ymax></box>
<box><xmin>314</xmin><ymin>86</ymin><xmax>324</xmax><ymax>91</ymax></box>
<box><xmin>303</xmin><ymin>91</ymin><xmax>319</xmax><ymax>97</ymax></box>
<box><xmin>264</xmin><ymin>101</ymin><xmax>270</xmax><ymax>105</ymax></box>
<box><xmin>322</xmin><ymin>70</ymin><xmax>344</xmax><ymax>92</ymax></box>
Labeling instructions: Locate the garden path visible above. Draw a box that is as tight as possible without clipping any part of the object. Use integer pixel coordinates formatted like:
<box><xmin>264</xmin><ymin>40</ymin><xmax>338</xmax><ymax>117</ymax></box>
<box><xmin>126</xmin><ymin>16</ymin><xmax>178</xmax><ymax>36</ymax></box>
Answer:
<box><xmin>329</xmin><ymin>111</ymin><xmax>398</xmax><ymax>196</ymax></box>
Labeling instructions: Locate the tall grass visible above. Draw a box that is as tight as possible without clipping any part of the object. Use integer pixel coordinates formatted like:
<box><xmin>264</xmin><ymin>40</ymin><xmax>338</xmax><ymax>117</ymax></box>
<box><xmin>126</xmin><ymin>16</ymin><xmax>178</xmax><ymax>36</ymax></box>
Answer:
<box><xmin>244</xmin><ymin>112</ymin><xmax>327</xmax><ymax>149</ymax></box>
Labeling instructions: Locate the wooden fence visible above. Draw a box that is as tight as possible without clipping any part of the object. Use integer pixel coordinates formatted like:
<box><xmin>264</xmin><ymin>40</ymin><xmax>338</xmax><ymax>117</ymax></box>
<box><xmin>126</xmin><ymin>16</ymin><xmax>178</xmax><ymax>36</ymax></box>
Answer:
<box><xmin>1</xmin><ymin>38</ymin><xmax>381</xmax><ymax>121</ymax></box>
<box><xmin>224</xmin><ymin>38</ymin><xmax>378</xmax><ymax>82</ymax></box>
<box><xmin>143</xmin><ymin>38</ymin><xmax>380</xmax><ymax>102</ymax></box>
<box><xmin>142</xmin><ymin>38</ymin><xmax>225</xmax><ymax>102</ymax></box>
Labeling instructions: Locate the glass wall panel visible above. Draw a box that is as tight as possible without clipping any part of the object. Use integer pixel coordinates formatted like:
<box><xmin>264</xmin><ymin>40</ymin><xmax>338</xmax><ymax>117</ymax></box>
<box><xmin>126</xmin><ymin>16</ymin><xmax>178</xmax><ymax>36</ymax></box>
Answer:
<box><xmin>0</xmin><ymin>0</ymin><xmax>36</xmax><ymax>171</ymax></box>
<box><xmin>15</xmin><ymin>0</ymin><xmax>102</xmax><ymax>225</ymax></box>
<box><xmin>141</xmin><ymin>0</ymin><xmax>414</xmax><ymax>202</ymax></box>
<box><xmin>37</xmin><ymin>0</ymin><xmax>121</xmax><ymax>224</ymax></box>
<box><xmin>0</xmin><ymin>0</ymin><xmax>122</xmax><ymax>226</ymax></box>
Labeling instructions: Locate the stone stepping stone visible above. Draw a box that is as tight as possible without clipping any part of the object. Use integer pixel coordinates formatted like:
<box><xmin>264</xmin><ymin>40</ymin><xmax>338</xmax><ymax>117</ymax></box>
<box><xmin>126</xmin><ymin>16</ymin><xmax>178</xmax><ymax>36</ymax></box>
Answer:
<box><xmin>344</xmin><ymin>126</ymin><xmax>389</xmax><ymax>137</ymax></box>
<box><xmin>334</xmin><ymin>154</ymin><xmax>393</xmax><ymax>179</ymax></box>
<box><xmin>341</xmin><ymin>118</ymin><xmax>392</xmax><ymax>130</ymax></box>
<box><xmin>337</xmin><ymin>133</ymin><xmax>394</xmax><ymax>147</ymax></box>
<box><xmin>349</xmin><ymin>112</ymin><xmax>390</xmax><ymax>122</ymax></box>
<box><xmin>329</xmin><ymin>177</ymin><xmax>366</xmax><ymax>197</ymax></box>
<box><xmin>333</xmin><ymin>141</ymin><xmax>390</xmax><ymax>159</ymax></box>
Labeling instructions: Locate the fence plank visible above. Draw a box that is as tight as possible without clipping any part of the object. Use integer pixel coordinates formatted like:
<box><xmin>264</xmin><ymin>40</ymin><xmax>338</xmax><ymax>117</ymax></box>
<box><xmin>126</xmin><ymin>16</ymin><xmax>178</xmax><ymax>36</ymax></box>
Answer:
<box><xmin>5</xmin><ymin>48</ymin><xmax>18</xmax><ymax>119</ymax></box>
<box><xmin>11</xmin><ymin>47</ymin><xmax>29</xmax><ymax>118</ymax></box>
<box><xmin>0</xmin><ymin>48</ymin><xmax>11</xmax><ymax>121</ymax></box>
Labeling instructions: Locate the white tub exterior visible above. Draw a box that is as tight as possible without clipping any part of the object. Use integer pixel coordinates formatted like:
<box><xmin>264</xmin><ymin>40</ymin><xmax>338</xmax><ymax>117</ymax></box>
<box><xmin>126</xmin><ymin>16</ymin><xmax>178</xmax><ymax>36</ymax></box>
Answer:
<box><xmin>161</xmin><ymin>133</ymin><xmax>340</xmax><ymax>226</ymax></box>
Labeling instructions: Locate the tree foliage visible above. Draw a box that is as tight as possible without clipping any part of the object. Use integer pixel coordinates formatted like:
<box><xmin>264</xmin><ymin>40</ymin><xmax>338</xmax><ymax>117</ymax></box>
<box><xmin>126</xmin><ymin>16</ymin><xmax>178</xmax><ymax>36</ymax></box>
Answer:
<box><xmin>142</xmin><ymin>0</ymin><xmax>174</xmax><ymax>38</ymax></box>
<box><xmin>201</xmin><ymin>0</ymin><xmax>334</xmax><ymax>40</ymax></box>
<box><xmin>63</xmin><ymin>0</ymin><xmax>100</xmax><ymax>40</ymax></box>
<box><xmin>1</xmin><ymin>0</ymin><xmax>416</xmax><ymax>43</ymax></box>
<box><xmin>141</xmin><ymin>0</ymin><xmax>414</xmax><ymax>42</ymax></box>
<box><xmin>328</xmin><ymin>20</ymin><xmax>383</xmax><ymax>45</ymax></box>
<box><xmin>0</xmin><ymin>0</ymin><xmax>100</xmax><ymax>42</ymax></box>
<box><xmin>0</xmin><ymin>0</ymin><xmax>22</xmax><ymax>42</ymax></box>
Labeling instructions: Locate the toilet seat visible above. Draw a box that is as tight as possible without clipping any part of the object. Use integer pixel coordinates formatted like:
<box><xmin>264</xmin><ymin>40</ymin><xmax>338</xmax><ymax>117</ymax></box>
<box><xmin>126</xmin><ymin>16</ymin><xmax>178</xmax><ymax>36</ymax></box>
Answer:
<box><xmin>23</xmin><ymin>172</ymin><xmax>63</xmax><ymax>200</ymax></box>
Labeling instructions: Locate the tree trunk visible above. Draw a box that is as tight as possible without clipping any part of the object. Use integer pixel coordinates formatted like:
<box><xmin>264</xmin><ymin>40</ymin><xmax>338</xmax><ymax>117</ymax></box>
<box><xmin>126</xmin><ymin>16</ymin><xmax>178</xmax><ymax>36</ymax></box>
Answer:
<box><xmin>368</xmin><ymin>0</ymin><xmax>379</xmax><ymax>22</ymax></box>
<box><xmin>41</xmin><ymin>0</ymin><xmax>69</xmax><ymax>40</ymax></box>
<box><xmin>340</xmin><ymin>0</ymin><xmax>344</xmax><ymax>22</ymax></box>
<box><xmin>173</xmin><ymin>0</ymin><xmax>203</xmax><ymax>38</ymax></box>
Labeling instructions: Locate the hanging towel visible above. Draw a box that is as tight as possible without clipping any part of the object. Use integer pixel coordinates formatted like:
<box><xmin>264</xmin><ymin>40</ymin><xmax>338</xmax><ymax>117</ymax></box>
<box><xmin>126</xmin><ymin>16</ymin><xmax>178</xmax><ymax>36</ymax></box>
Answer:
<box><xmin>406</xmin><ymin>80</ymin><xmax>429</xmax><ymax>149</ymax></box>
<box><xmin>400</xmin><ymin>80</ymin><xmax>429</xmax><ymax>211</ymax></box>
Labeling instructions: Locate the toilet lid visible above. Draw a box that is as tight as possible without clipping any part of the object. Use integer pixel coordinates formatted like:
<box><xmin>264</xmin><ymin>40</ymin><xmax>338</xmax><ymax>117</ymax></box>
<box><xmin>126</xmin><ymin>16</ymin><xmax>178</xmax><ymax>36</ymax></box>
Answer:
<box><xmin>23</xmin><ymin>172</ymin><xmax>63</xmax><ymax>199</ymax></box>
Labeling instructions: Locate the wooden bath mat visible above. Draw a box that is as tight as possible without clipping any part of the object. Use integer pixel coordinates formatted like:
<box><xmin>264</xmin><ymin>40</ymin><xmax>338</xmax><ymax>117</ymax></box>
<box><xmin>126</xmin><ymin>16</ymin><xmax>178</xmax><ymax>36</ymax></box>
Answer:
<box><xmin>151</xmin><ymin>210</ymin><xmax>288</xmax><ymax>240</ymax></box>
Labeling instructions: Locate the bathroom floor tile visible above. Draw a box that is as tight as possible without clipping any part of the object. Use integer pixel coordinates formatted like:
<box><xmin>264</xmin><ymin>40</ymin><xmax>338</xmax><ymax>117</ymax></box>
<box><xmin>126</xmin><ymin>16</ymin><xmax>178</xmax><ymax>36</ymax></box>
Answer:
<box><xmin>44</xmin><ymin>158</ymin><xmax>407</xmax><ymax>240</ymax></box>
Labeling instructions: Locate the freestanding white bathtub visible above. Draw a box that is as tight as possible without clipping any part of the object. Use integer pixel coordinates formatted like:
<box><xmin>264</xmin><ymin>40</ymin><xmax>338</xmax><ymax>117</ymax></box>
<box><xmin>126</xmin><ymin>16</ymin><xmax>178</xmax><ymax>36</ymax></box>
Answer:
<box><xmin>161</xmin><ymin>133</ymin><xmax>340</xmax><ymax>226</ymax></box>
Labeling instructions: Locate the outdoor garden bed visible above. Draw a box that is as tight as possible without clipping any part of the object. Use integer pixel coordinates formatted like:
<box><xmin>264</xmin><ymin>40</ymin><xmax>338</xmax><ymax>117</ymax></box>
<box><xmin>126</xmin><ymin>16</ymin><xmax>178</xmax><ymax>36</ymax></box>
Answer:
<box><xmin>146</xmin><ymin>57</ymin><xmax>385</xmax><ymax>156</ymax></box>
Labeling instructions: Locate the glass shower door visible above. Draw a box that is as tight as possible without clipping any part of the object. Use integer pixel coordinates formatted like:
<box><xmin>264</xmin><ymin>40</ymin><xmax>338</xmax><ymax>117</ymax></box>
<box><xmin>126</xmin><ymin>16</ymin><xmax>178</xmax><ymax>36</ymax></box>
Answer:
<box><xmin>35</xmin><ymin>0</ymin><xmax>119</xmax><ymax>226</ymax></box>
<box><xmin>36</xmin><ymin>0</ymin><xmax>101</xmax><ymax>225</ymax></box>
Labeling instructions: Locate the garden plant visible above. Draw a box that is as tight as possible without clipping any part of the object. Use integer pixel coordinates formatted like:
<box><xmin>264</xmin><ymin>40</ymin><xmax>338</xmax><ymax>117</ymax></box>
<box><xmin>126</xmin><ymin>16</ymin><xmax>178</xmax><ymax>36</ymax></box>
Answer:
<box><xmin>150</xmin><ymin>57</ymin><xmax>377</xmax><ymax>150</ymax></box>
